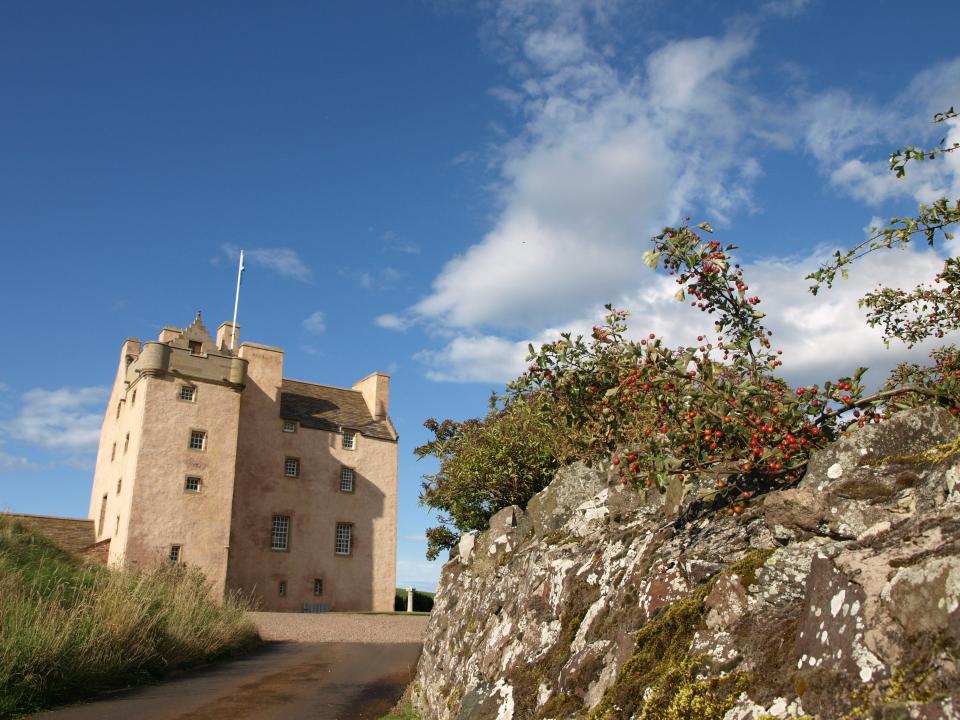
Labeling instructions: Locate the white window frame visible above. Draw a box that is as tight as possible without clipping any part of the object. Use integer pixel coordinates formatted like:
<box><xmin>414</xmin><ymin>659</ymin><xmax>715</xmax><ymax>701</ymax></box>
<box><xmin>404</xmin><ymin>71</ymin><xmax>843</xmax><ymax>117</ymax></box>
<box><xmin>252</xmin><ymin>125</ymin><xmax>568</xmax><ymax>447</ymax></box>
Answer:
<box><xmin>342</xmin><ymin>430</ymin><xmax>356</xmax><ymax>450</ymax></box>
<box><xmin>189</xmin><ymin>430</ymin><xmax>206</xmax><ymax>451</ymax></box>
<box><xmin>284</xmin><ymin>457</ymin><xmax>300</xmax><ymax>478</ymax></box>
<box><xmin>184</xmin><ymin>476</ymin><xmax>202</xmax><ymax>493</ymax></box>
<box><xmin>271</xmin><ymin>514</ymin><xmax>290</xmax><ymax>551</ymax></box>
<box><xmin>335</xmin><ymin>522</ymin><xmax>353</xmax><ymax>556</ymax></box>
<box><xmin>339</xmin><ymin>467</ymin><xmax>355</xmax><ymax>493</ymax></box>
<box><xmin>282</xmin><ymin>420</ymin><xmax>298</xmax><ymax>433</ymax></box>
<box><xmin>179</xmin><ymin>385</ymin><xmax>196</xmax><ymax>402</ymax></box>
<box><xmin>169</xmin><ymin>544</ymin><xmax>182</xmax><ymax>563</ymax></box>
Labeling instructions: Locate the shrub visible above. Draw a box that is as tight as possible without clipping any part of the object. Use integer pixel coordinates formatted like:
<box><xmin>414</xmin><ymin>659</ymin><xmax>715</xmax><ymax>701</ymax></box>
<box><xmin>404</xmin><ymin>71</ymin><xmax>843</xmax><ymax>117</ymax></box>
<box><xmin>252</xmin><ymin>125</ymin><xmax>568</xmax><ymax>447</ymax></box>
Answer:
<box><xmin>0</xmin><ymin>517</ymin><xmax>259</xmax><ymax>717</ymax></box>
<box><xmin>416</xmin><ymin>394</ymin><xmax>577</xmax><ymax>559</ymax></box>
<box><xmin>417</xmin><ymin>107</ymin><xmax>960</xmax><ymax>553</ymax></box>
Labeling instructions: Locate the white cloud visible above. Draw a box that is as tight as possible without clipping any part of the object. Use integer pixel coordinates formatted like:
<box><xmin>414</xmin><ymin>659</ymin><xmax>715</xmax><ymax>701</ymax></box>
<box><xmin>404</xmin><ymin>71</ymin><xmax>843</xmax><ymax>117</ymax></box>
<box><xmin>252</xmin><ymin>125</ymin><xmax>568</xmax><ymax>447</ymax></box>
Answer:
<box><xmin>0</xmin><ymin>450</ymin><xmax>39</xmax><ymax>473</ymax></box>
<box><xmin>302</xmin><ymin>311</ymin><xmax>326</xmax><ymax>335</ymax></box>
<box><xmin>3</xmin><ymin>387</ymin><xmax>108</xmax><ymax>452</ymax></box>
<box><xmin>381</xmin><ymin>230</ymin><xmax>421</xmax><ymax>255</ymax></box>
<box><xmin>396</xmin><ymin>558</ymin><xmax>442</xmax><ymax>591</ymax></box>
<box><xmin>375</xmin><ymin>313</ymin><xmax>409</xmax><ymax>331</ymax></box>
<box><xmin>412</xmin><ymin>20</ymin><xmax>759</xmax><ymax>332</ymax></box>
<box><xmin>417</xmin><ymin>244</ymin><xmax>948</xmax><ymax>388</ymax></box>
<box><xmin>222</xmin><ymin>244</ymin><xmax>312</xmax><ymax>282</ymax></box>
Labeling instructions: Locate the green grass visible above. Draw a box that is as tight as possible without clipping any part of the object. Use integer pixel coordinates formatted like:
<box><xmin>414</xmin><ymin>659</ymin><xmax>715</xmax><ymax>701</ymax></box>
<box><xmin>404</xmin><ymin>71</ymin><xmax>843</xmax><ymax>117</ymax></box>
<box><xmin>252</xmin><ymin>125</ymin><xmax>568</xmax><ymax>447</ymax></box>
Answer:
<box><xmin>378</xmin><ymin>702</ymin><xmax>421</xmax><ymax>720</ymax></box>
<box><xmin>0</xmin><ymin>516</ymin><xmax>259</xmax><ymax>718</ymax></box>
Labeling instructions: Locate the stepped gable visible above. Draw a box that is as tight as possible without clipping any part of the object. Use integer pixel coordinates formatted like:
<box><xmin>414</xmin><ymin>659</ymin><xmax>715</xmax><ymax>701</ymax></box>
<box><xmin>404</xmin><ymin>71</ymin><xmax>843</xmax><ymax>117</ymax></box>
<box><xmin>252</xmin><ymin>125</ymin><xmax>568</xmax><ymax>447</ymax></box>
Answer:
<box><xmin>279</xmin><ymin>378</ymin><xmax>397</xmax><ymax>441</ymax></box>
<box><xmin>4</xmin><ymin>513</ymin><xmax>96</xmax><ymax>554</ymax></box>
<box><xmin>167</xmin><ymin>311</ymin><xmax>220</xmax><ymax>353</ymax></box>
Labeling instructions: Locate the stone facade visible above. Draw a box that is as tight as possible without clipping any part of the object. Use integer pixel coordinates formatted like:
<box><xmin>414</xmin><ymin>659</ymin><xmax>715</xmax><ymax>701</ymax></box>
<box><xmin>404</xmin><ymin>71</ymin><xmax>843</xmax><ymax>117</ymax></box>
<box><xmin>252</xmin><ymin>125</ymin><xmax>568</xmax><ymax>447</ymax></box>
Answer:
<box><xmin>88</xmin><ymin>313</ymin><xmax>398</xmax><ymax>611</ymax></box>
<box><xmin>411</xmin><ymin>406</ymin><xmax>960</xmax><ymax>719</ymax></box>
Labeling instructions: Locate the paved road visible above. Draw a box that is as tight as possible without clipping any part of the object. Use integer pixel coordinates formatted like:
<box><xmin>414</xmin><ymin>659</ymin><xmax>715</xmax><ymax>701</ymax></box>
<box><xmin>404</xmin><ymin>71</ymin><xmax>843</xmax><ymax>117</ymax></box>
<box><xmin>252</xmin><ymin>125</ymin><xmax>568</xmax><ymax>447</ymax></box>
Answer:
<box><xmin>35</xmin><ymin>639</ymin><xmax>423</xmax><ymax>720</ymax></box>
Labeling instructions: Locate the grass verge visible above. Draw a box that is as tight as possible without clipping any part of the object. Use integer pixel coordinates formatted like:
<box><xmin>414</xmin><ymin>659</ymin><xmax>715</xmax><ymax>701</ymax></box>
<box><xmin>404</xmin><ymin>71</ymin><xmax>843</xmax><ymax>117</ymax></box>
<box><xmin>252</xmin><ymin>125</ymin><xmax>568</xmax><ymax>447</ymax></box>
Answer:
<box><xmin>0</xmin><ymin>516</ymin><xmax>259</xmax><ymax>717</ymax></box>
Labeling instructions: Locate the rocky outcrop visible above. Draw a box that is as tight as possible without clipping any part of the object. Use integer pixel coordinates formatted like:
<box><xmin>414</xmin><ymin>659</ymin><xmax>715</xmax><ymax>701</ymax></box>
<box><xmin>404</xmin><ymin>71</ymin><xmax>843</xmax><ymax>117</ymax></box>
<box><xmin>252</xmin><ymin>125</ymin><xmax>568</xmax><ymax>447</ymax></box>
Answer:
<box><xmin>410</xmin><ymin>407</ymin><xmax>960</xmax><ymax>719</ymax></box>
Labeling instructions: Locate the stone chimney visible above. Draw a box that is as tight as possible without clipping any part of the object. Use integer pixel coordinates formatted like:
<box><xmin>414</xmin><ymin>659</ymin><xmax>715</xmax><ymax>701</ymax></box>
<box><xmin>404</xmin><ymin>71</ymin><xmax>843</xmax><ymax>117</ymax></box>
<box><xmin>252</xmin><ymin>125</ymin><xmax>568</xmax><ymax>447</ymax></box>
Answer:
<box><xmin>158</xmin><ymin>326</ymin><xmax>181</xmax><ymax>343</ymax></box>
<box><xmin>217</xmin><ymin>321</ymin><xmax>240</xmax><ymax>351</ymax></box>
<box><xmin>352</xmin><ymin>372</ymin><xmax>390</xmax><ymax>421</ymax></box>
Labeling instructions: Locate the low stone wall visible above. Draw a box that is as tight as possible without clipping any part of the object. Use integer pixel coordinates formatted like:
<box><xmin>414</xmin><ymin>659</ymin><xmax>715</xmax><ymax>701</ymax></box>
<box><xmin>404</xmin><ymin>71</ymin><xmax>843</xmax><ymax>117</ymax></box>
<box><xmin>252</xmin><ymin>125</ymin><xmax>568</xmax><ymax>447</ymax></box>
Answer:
<box><xmin>410</xmin><ymin>406</ymin><xmax>960</xmax><ymax>719</ymax></box>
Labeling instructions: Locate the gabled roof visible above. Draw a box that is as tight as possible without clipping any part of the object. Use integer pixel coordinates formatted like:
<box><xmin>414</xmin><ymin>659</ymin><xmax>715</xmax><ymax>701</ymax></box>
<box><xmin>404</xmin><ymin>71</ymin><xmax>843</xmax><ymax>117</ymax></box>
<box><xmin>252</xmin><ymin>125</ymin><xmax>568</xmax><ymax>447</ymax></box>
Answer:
<box><xmin>279</xmin><ymin>379</ymin><xmax>397</xmax><ymax>441</ymax></box>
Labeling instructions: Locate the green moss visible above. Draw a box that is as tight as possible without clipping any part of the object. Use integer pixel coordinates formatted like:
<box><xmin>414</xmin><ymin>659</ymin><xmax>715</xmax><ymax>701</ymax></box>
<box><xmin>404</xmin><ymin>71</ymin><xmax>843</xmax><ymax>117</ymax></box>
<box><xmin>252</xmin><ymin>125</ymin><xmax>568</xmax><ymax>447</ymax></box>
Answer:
<box><xmin>446</xmin><ymin>683</ymin><xmax>463</xmax><ymax>712</ymax></box>
<box><xmin>378</xmin><ymin>703</ymin><xmax>421</xmax><ymax>720</ymax></box>
<box><xmin>588</xmin><ymin>549</ymin><xmax>774</xmax><ymax>720</ymax></box>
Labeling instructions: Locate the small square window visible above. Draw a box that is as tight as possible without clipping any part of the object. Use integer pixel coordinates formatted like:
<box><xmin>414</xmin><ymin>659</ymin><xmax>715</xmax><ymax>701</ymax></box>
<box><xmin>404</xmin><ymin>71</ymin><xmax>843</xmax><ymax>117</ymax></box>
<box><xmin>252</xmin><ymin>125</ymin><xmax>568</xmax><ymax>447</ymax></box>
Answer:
<box><xmin>169</xmin><ymin>544</ymin><xmax>182</xmax><ymax>563</ymax></box>
<box><xmin>282</xmin><ymin>420</ymin><xmax>298</xmax><ymax>433</ymax></box>
<box><xmin>340</xmin><ymin>467</ymin><xmax>354</xmax><ymax>493</ymax></box>
<box><xmin>179</xmin><ymin>386</ymin><xmax>196</xmax><ymax>402</ymax></box>
<box><xmin>185</xmin><ymin>476</ymin><xmax>201</xmax><ymax>493</ymax></box>
<box><xmin>342</xmin><ymin>431</ymin><xmax>356</xmax><ymax>450</ymax></box>
<box><xmin>335</xmin><ymin>523</ymin><xmax>352</xmax><ymax>555</ymax></box>
<box><xmin>278</xmin><ymin>580</ymin><xmax>287</xmax><ymax>597</ymax></box>
<box><xmin>189</xmin><ymin>340</ymin><xmax>203</xmax><ymax>355</ymax></box>
<box><xmin>284</xmin><ymin>457</ymin><xmax>300</xmax><ymax>477</ymax></box>
<box><xmin>189</xmin><ymin>430</ymin><xmax>206</xmax><ymax>451</ymax></box>
<box><xmin>313</xmin><ymin>578</ymin><xmax>323</xmax><ymax>596</ymax></box>
<box><xmin>271</xmin><ymin>515</ymin><xmax>290</xmax><ymax>551</ymax></box>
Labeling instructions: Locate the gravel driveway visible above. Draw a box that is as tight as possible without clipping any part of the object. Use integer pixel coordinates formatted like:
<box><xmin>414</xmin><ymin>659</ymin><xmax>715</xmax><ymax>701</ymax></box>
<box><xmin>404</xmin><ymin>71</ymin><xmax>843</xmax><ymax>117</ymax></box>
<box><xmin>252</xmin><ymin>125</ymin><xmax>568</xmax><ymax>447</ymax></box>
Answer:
<box><xmin>35</xmin><ymin>614</ymin><xmax>429</xmax><ymax>719</ymax></box>
<box><xmin>250</xmin><ymin>611</ymin><xmax>429</xmax><ymax>643</ymax></box>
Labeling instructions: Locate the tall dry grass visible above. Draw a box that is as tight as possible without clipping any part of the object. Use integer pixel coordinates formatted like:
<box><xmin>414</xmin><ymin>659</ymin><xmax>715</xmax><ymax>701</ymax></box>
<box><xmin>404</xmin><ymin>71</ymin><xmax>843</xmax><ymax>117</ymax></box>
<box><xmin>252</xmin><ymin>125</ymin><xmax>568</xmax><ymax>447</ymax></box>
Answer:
<box><xmin>0</xmin><ymin>517</ymin><xmax>259</xmax><ymax>718</ymax></box>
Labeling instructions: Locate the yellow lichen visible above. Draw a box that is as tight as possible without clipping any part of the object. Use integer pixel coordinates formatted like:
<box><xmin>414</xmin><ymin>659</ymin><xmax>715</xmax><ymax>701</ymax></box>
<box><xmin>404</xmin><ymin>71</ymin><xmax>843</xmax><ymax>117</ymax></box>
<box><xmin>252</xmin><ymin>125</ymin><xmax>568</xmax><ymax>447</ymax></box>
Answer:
<box><xmin>866</xmin><ymin>433</ymin><xmax>960</xmax><ymax>467</ymax></box>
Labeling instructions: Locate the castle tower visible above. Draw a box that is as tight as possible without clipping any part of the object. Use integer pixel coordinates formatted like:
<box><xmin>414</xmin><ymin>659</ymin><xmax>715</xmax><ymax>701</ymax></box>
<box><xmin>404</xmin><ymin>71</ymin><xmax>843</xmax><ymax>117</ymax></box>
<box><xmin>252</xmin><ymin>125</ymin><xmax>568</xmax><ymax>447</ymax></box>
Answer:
<box><xmin>88</xmin><ymin>313</ymin><xmax>398</xmax><ymax>610</ymax></box>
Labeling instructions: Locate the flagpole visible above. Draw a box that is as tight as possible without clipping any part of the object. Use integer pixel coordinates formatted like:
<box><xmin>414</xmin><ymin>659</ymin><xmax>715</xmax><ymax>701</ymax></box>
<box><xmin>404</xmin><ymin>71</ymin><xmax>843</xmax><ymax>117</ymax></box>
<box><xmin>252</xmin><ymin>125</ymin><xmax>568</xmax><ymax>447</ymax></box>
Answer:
<box><xmin>230</xmin><ymin>250</ymin><xmax>244</xmax><ymax>351</ymax></box>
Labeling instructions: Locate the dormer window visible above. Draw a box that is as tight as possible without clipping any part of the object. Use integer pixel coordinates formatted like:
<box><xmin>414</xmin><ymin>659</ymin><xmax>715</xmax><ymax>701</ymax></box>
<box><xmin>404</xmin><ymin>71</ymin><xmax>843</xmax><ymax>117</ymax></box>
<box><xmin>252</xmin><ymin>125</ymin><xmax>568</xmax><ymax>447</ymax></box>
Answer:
<box><xmin>189</xmin><ymin>340</ymin><xmax>203</xmax><ymax>355</ymax></box>
<box><xmin>342</xmin><ymin>431</ymin><xmax>356</xmax><ymax>450</ymax></box>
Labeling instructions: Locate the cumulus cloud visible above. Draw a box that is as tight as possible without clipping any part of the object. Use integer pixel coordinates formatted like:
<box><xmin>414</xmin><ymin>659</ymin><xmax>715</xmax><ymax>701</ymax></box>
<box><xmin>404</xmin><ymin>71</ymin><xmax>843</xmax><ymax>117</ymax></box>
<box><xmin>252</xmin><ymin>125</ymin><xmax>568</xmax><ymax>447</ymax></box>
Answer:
<box><xmin>3</xmin><ymin>387</ymin><xmax>108</xmax><ymax>452</ymax></box>
<box><xmin>416</xmin><ymin>244</ymin><xmax>947</xmax><ymax>388</ymax></box>
<box><xmin>222</xmin><ymin>244</ymin><xmax>312</xmax><ymax>282</ymax></box>
<box><xmin>375</xmin><ymin>313</ymin><xmax>409</xmax><ymax>331</ymax></box>
<box><xmin>302</xmin><ymin>311</ymin><xmax>326</xmax><ymax>335</ymax></box>
<box><xmin>412</xmin><ymin>24</ymin><xmax>759</xmax><ymax>332</ymax></box>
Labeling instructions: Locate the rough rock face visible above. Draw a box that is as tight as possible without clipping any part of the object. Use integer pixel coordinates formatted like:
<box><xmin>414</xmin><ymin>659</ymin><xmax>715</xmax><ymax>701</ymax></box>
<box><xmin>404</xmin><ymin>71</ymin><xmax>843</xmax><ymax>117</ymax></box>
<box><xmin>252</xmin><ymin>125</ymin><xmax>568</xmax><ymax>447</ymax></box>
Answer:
<box><xmin>410</xmin><ymin>406</ymin><xmax>960</xmax><ymax>719</ymax></box>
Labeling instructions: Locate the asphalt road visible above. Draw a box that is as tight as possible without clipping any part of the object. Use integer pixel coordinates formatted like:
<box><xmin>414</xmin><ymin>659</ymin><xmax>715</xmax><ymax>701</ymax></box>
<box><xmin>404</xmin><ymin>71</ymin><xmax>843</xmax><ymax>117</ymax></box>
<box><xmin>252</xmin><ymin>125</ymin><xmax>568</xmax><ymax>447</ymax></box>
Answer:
<box><xmin>34</xmin><ymin>641</ymin><xmax>422</xmax><ymax>720</ymax></box>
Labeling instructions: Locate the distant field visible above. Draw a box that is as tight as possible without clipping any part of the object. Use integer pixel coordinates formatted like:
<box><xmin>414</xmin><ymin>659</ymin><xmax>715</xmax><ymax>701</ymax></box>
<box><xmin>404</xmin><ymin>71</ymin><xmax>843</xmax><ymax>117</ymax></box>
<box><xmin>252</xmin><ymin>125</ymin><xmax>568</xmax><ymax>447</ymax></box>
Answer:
<box><xmin>0</xmin><ymin>517</ymin><xmax>258</xmax><ymax>718</ymax></box>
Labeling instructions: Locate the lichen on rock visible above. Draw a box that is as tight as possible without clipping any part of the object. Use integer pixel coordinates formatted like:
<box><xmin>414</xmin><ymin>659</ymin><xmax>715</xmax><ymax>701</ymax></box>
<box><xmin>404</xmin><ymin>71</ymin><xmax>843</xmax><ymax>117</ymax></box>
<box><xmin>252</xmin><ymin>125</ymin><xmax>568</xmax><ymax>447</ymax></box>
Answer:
<box><xmin>410</xmin><ymin>407</ymin><xmax>960</xmax><ymax>719</ymax></box>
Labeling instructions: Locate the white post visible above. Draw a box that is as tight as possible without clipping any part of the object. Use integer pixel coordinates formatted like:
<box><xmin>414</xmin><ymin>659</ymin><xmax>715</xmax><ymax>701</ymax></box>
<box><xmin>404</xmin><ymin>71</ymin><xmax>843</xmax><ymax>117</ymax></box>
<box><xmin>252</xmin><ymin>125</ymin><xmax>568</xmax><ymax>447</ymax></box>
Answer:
<box><xmin>230</xmin><ymin>250</ymin><xmax>244</xmax><ymax>351</ymax></box>
<box><xmin>406</xmin><ymin>587</ymin><xmax>415</xmax><ymax>613</ymax></box>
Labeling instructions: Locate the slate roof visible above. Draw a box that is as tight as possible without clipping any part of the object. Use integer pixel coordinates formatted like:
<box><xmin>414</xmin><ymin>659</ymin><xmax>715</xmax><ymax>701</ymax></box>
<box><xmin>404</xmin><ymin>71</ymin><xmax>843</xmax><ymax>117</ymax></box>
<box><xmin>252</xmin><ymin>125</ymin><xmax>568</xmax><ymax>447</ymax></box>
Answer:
<box><xmin>279</xmin><ymin>379</ymin><xmax>397</xmax><ymax>441</ymax></box>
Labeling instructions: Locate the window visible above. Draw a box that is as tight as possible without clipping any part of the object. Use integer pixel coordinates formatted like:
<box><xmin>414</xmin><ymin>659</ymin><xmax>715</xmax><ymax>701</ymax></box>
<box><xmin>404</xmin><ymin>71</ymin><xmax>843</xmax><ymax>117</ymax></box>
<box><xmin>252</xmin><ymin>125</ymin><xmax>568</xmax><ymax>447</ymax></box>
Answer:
<box><xmin>189</xmin><ymin>430</ymin><xmax>206</xmax><ymax>451</ymax></box>
<box><xmin>342</xmin><ymin>431</ymin><xmax>356</xmax><ymax>450</ymax></box>
<box><xmin>271</xmin><ymin>515</ymin><xmax>290</xmax><ymax>551</ymax></box>
<box><xmin>185</xmin><ymin>476</ymin><xmax>202</xmax><ymax>493</ymax></box>
<box><xmin>340</xmin><ymin>467</ymin><xmax>354</xmax><ymax>493</ymax></box>
<box><xmin>116</xmin><ymin>477</ymin><xmax>122</xmax><ymax>494</ymax></box>
<box><xmin>115</xmin><ymin>515</ymin><xmax>120</xmax><ymax>534</ymax></box>
<box><xmin>189</xmin><ymin>340</ymin><xmax>203</xmax><ymax>355</ymax></box>
<box><xmin>278</xmin><ymin>580</ymin><xmax>287</xmax><ymax>597</ymax></box>
<box><xmin>131</xmin><ymin>390</ymin><xmax>136</xmax><ymax>406</ymax></box>
<box><xmin>335</xmin><ymin>523</ymin><xmax>352</xmax><ymax>555</ymax></box>
<box><xmin>98</xmin><ymin>494</ymin><xmax>107</xmax><ymax>536</ymax></box>
<box><xmin>111</xmin><ymin>442</ymin><xmax>116</xmax><ymax>461</ymax></box>
<box><xmin>179</xmin><ymin>386</ymin><xmax>196</xmax><ymax>402</ymax></box>
<box><xmin>169</xmin><ymin>544</ymin><xmax>182</xmax><ymax>562</ymax></box>
<box><xmin>282</xmin><ymin>420</ymin><xmax>298</xmax><ymax>433</ymax></box>
<box><xmin>116</xmin><ymin>401</ymin><xmax>121</xmax><ymax>419</ymax></box>
<box><xmin>284</xmin><ymin>457</ymin><xmax>300</xmax><ymax>478</ymax></box>
<box><xmin>124</xmin><ymin>433</ymin><xmax>129</xmax><ymax>454</ymax></box>
<box><xmin>313</xmin><ymin>578</ymin><xmax>323</xmax><ymax>596</ymax></box>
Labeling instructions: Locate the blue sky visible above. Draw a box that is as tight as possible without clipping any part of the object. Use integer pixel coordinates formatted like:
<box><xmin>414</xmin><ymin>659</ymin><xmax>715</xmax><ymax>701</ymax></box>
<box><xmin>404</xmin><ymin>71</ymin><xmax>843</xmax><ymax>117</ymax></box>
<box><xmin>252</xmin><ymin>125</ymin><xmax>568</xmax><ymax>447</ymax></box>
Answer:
<box><xmin>1</xmin><ymin>0</ymin><xmax>959</xmax><ymax>590</ymax></box>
